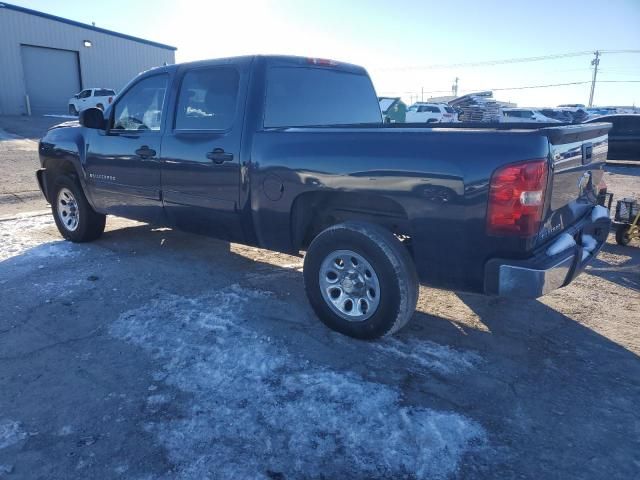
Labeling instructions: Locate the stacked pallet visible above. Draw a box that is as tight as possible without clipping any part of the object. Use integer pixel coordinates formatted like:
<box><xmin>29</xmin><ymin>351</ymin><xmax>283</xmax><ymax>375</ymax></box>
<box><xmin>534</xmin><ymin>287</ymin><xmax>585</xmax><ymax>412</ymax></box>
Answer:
<box><xmin>449</xmin><ymin>91</ymin><xmax>501</xmax><ymax>122</ymax></box>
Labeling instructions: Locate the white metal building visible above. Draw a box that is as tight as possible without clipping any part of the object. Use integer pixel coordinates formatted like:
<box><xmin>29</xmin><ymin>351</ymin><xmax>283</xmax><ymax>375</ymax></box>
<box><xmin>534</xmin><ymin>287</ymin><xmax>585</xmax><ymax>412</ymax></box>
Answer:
<box><xmin>0</xmin><ymin>2</ymin><xmax>176</xmax><ymax>115</ymax></box>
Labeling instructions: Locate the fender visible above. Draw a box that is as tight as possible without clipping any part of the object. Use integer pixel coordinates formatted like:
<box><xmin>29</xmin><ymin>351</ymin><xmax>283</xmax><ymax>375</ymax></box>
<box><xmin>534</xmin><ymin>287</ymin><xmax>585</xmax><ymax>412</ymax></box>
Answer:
<box><xmin>38</xmin><ymin>122</ymin><xmax>97</xmax><ymax>209</ymax></box>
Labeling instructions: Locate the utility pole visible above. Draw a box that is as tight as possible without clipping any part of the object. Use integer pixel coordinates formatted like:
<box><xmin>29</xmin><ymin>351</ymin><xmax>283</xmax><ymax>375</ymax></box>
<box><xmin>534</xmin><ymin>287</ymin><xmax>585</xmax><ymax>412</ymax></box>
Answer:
<box><xmin>588</xmin><ymin>50</ymin><xmax>600</xmax><ymax>107</ymax></box>
<box><xmin>421</xmin><ymin>87</ymin><xmax>424</xmax><ymax>102</ymax></box>
<box><xmin>452</xmin><ymin>77</ymin><xmax>459</xmax><ymax>97</ymax></box>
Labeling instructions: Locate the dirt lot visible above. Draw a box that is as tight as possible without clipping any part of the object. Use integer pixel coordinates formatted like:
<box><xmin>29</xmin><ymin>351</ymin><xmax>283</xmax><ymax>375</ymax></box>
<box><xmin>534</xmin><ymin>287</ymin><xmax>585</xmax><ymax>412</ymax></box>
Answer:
<box><xmin>0</xmin><ymin>117</ymin><xmax>639</xmax><ymax>479</ymax></box>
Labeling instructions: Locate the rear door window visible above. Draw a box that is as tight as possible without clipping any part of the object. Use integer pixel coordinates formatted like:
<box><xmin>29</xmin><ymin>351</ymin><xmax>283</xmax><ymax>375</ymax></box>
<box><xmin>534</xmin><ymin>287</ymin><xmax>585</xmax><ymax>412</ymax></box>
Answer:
<box><xmin>264</xmin><ymin>67</ymin><xmax>382</xmax><ymax>127</ymax></box>
<box><xmin>175</xmin><ymin>67</ymin><xmax>239</xmax><ymax>130</ymax></box>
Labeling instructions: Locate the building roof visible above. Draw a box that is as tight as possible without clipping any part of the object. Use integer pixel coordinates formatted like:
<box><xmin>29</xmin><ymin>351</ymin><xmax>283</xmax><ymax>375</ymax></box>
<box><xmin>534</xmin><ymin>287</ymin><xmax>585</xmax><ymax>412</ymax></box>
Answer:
<box><xmin>0</xmin><ymin>2</ymin><xmax>177</xmax><ymax>51</ymax></box>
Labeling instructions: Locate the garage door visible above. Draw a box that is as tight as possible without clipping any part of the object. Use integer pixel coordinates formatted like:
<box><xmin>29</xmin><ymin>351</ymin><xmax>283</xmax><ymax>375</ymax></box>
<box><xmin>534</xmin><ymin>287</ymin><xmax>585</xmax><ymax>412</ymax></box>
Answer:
<box><xmin>21</xmin><ymin>45</ymin><xmax>81</xmax><ymax>115</ymax></box>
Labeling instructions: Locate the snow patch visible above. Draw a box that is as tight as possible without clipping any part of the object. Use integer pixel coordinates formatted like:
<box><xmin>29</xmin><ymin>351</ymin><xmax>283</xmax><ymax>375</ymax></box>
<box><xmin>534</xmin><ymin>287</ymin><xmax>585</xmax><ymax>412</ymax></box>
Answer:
<box><xmin>374</xmin><ymin>337</ymin><xmax>482</xmax><ymax>375</ymax></box>
<box><xmin>546</xmin><ymin>233</ymin><xmax>576</xmax><ymax>256</ymax></box>
<box><xmin>581</xmin><ymin>234</ymin><xmax>597</xmax><ymax>253</ymax></box>
<box><xmin>0</xmin><ymin>419</ymin><xmax>27</xmax><ymax>449</ymax></box>
<box><xmin>57</xmin><ymin>425</ymin><xmax>74</xmax><ymax>436</ymax></box>
<box><xmin>43</xmin><ymin>114</ymin><xmax>77</xmax><ymax>119</ymax></box>
<box><xmin>0</xmin><ymin>215</ymin><xmax>79</xmax><ymax>261</ymax></box>
<box><xmin>0</xmin><ymin>129</ymin><xmax>38</xmax><ymax>151</ymax></box>
<box><xmin>110</xmin><ymin>287</ymin><xmax>486</xmax><ymax>479</ymax></box>
<box><xmin>591</xmin><ymin>205</ymin><xmax>609</xmax><ymax>221</ymax></box>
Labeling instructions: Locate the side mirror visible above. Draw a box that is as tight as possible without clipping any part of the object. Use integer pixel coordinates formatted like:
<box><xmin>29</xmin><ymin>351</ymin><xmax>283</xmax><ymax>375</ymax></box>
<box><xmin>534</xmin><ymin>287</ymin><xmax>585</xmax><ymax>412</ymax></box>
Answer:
<box><xmin>79</xmin><ymin>107</ymin><xmax>106</xmax><ymax>130</ymax></box>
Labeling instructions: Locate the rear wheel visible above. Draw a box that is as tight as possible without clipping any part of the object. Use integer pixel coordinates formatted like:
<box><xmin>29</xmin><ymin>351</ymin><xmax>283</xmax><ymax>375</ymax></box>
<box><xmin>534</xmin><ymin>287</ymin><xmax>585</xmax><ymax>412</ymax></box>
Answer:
<box><xmin>303</xmin><ymin>222</ymin><xmax>418</xmax><ymax>339</ymax></box>
<box><xmin>615</xmin><ymin>224</ymin><xmax>634</xmax><ymax>246</ymax></box>
<box><xmin>51</xmin><ymin>175</ymin><xmax>105</xmax><ymax>242</ymax></box>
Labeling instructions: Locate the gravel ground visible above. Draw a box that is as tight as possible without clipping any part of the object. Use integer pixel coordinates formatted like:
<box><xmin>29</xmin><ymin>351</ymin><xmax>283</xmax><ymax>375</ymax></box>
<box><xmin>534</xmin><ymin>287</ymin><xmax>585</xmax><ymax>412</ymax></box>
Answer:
<box><xmin>0</xmin><ymin>122</ymin><xmax>639</xmax><ymax>479</ymax></box>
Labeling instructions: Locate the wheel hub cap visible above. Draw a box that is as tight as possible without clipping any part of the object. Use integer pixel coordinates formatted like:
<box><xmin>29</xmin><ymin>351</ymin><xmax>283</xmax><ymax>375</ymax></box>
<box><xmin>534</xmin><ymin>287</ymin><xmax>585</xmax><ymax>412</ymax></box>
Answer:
<box><xmin>56</xmin><ymin>187</ymin><xmax>79</xmax><ymax>232</ymax></box>
<box><xmin>319</xmin><ymin>249</ymin><xmax>381</xmax><ymax>322</ymax></box>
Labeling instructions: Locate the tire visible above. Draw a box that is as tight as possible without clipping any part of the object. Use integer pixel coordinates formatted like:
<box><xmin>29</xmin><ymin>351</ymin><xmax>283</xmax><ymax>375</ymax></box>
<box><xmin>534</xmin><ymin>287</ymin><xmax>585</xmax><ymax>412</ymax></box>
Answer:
<box><xmin>615</xmin><ymin>224</ymin><xmax>633</xmax><ymax>246</ymax></box>
<box><xmin>51</xmin><ymin>174</ymin><xmax>106</xmax><ymax>242</ymax></box>
<box><xmin>303</xmin><ymin>222</ymin><xmax>419</xmax><ymax>340</ymax></box>
<box><xmin>69</xmin><ymin>105</ymin><xmax>78</xmax><ymax>116</ymax></box>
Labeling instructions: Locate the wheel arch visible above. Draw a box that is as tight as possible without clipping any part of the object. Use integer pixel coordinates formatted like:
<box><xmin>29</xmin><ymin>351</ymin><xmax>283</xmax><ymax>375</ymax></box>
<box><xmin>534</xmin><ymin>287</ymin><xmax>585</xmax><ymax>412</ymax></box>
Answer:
<box><xmin>290</xmin><ymin>191</ymin><xmax>412</xmax><ymax>251</ymax></box>
<box><xmin>40</xmin><ymin>158</ymin><xmax>83</xmax><ymax>203</ymax></box>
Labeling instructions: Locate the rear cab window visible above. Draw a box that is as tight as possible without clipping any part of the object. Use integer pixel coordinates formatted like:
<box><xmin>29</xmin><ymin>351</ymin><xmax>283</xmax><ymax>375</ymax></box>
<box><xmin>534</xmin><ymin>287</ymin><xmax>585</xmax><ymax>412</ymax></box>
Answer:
<box><xmin>264</xmin><ymin>66</ymin><xmax>382</xmax><ymax>127</ymax></box>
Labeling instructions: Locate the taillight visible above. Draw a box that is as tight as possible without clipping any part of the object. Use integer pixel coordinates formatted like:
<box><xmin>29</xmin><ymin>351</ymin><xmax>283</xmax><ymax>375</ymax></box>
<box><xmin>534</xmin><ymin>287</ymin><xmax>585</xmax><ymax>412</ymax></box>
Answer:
<box><xmin>108</xmin><ymin>96</ymin><xmax>113</xmax><ymax>104</ymax></box>
<box><xmin>487</xmin><ymin>159</ymin><xmax>548</xmax><ymax>237</ymax></box>
<box><xmin>307</xmin><ymin>58</ymin><xmax>338</xmax><ymax>66</ymax></box>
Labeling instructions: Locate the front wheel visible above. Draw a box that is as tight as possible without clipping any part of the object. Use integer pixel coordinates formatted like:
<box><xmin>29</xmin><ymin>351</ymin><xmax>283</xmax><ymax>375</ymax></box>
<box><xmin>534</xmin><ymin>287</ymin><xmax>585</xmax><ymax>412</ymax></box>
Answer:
<box><xmin>303</xmin><ymin>222</ymin><xmax>419</xmax><ymax>339</ymax></box>
<box><xmin>51</xmin><ymin>175</ymin><xmax>106</xmax><ymax>242</ymax></box>
<box><xmin>69</xmin><ymin>104</ymin><xmax>78</xmax><ymax>116</ymax></box>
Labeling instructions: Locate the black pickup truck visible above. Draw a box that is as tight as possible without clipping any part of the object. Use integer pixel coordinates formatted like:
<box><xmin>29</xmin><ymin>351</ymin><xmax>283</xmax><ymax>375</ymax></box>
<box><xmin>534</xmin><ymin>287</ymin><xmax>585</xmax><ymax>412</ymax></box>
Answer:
<box><xmin>37</xmin><ymin>55</ymin><xmax>612</xmax><ymax>339</ymax></box>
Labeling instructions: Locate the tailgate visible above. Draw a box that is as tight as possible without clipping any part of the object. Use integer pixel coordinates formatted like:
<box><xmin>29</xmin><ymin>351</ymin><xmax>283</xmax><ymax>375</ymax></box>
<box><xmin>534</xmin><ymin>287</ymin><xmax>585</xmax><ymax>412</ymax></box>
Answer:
<box><xmin>536</xmin><ymin>123</ymin><xmax>611</xmax><ymax>245</ymax></box>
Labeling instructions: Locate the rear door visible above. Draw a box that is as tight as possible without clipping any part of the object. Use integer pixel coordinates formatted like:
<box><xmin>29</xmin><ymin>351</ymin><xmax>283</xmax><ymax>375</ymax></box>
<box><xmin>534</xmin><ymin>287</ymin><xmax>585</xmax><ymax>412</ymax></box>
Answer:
<box><xmin>160</xmin><ymin>59</ymin><xmax>250</xmax><ymax>240</ymax></box>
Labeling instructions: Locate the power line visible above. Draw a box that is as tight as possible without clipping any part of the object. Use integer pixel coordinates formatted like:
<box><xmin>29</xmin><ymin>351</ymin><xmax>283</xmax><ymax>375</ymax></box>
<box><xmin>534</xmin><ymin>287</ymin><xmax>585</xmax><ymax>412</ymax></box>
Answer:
<box><xmin>375</xmin><ymin>51</ymin><xmax>593</xmax><ymax>71</ymax></box>
<box><xmin>381</xmin><ymin>79</ymin><xmax>640</xmax><ymax>98</ymax></box>
<box><xmin>465</xmin><ymin>79</ymin><xmax>640</xmax><ymax>93</ymax></box>
<box><xmin>373</xmin><ymin>49</ymin><xmax>640</xmax><ymax>72</ymax></box>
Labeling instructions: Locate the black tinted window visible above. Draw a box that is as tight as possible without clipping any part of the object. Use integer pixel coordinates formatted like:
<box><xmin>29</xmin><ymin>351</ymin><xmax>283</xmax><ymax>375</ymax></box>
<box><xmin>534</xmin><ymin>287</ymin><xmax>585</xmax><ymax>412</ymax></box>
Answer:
<box><xmin>79</xmin><ymin>90</ymin><xmax>91</xmax><ymax>98</ymax></box>
<box><xmin>264</xmin><ymin>67</ymin><xmax>381</xmax><ymax>127</ymax></box>
<box><xmin>95</xmin><ymin>89</ymin><xmax>115</xmax><ymax>96</ymax></box>
<box><xmin>113</xmin><ymin>74</ymin><xmax>167</xmax><ymax>131</ymax></box>
<box><xmin>175</xmin><ymin>67</ymin><xmax>239</xmax><ymax>130</ymax></box>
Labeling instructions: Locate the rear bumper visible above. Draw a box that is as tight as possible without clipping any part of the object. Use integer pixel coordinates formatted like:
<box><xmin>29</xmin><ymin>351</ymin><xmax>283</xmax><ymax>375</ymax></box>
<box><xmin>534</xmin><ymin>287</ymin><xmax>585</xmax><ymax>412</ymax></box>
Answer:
<box><xmin>484</xmin><ymin>206</ymin><xmax>611</xmax><ymax>298</ymax></box>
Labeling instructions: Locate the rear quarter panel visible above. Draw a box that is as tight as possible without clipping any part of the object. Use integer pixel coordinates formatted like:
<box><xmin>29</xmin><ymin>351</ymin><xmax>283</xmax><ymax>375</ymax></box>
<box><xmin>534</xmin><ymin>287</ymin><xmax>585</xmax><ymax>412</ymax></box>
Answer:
<box><xmin>250</xmin><ymin>127</ymin><xmax>550</xmax><ymax>293</ymax></box>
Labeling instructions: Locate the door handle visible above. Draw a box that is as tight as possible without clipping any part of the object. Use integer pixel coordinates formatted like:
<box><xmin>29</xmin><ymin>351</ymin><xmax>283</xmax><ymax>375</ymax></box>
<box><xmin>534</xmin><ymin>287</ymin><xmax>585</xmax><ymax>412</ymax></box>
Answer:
<box><xmin>135</xmin><ymin>146</ymin><xmax>156</xmax><ymax>159</ymax></box>
<box><xmin>207</xmin><ymin>148</ymin><xmax>234</xmax><ymax>164</ymax></box>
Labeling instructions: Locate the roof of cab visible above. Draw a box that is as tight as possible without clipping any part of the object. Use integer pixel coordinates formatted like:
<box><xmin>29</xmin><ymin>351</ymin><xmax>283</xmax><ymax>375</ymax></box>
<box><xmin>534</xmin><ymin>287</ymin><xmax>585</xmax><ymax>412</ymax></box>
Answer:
<box><xmin>145</xmin><ymin>55</ymin><xmax>368</xmax><ymax>75</ymax></box>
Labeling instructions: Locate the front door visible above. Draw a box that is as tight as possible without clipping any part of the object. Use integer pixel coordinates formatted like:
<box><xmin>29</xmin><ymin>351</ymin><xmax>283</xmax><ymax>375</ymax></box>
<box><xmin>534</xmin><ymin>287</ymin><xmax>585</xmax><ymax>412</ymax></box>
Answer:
<box><xmin>160</xmin><ymin>63</ymin><xmax>248</xmax><ymax>240</ymax></box>
<box><xmin>85</xmin><ymin>73</ymin><xmax>169</xmax><ymax>224</ymax></box>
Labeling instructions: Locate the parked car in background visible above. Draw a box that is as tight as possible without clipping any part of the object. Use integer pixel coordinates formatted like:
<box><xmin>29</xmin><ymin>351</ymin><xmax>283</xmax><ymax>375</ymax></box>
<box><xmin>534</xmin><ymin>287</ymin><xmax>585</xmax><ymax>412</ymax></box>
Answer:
<box><xmin>37</xmin><ymin>55</ymin><xmax>611</xmax><ymax>339</ymax></box>
<box><xmin>406</xmin><ymin>103</ymin><xmax>458</xmax><ymax>123</ymax></box>
<box><xmin>586</xmin><ymin>107</ymin><xmax>616</xmax><ymax>117</ymax></box>
<box><xmin>68</xmin><ymin>88</ymin><xmax>116</xmax><ymax>115</ymax></box>
<box><xmin>500</xmin><ymin>108</ymin><xmax>561</xmax><ymax>123</ymax></box>
<box><xmin>379</xmin><ymin>97</ymin><xmax>407</xmax><ymax>123</ymax></box>
<box><xmin>584</xmin><ymin>114</ymin><xmax>640</xmax><ymax>160</ymax></box>
<box><xmin>555</xmin><ymin>105</ymin><xmax>589</xmax><ymax>123</ymax></box>
<box><xmin>539</xmin><ymin>109</ymin><xmax>574</xmax><ymax>123</ymax></box>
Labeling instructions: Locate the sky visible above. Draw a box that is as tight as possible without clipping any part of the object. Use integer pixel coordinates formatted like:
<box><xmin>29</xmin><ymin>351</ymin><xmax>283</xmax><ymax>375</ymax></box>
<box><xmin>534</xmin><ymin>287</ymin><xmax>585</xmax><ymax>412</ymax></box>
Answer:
<box><xmin>9</xmin><ymin>0</ymin><xmax>640</xmax><ymax>107</ymax></box>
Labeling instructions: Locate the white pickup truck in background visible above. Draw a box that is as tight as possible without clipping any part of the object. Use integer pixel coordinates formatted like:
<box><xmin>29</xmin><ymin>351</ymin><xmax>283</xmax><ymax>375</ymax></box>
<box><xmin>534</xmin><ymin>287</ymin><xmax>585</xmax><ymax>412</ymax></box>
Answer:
<box><xmin>68</xmin><ymin>88</ymin><xmax>116</xmax><ymax>115</ymax></box>
<box><xmin>405</xmin><ymin>103</ymin><xmax>459</xmax><ymax>123</ymax></box>
<box><xmin>500</xmin><ymin>108</ymin><xmax>562</xmax><ymax>123</ymax></box>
